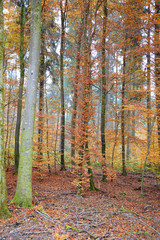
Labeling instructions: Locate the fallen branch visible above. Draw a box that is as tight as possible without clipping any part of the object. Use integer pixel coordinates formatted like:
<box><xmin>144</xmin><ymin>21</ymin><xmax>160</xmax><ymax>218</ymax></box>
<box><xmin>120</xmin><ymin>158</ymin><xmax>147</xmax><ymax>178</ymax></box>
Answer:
<box><xmin>35</xmin><ymin>210</ymin><xmax>55</xmax><ymax>224</ymax></box>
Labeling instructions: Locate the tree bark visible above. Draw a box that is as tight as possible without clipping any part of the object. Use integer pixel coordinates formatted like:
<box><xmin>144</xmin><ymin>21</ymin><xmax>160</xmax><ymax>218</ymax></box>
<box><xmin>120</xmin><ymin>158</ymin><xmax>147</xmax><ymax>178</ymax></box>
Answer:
<box><xmin>121</xmin><ymin>48</ymin><xmax>127</xmax><ymax>176</ymax></box>
<box><xmin>12</xmin><ymin>0</ymin><xmax>41</xmax><ymax>207</ymax></box>
<box><xmin>37</xmin><ymin>36</ymin><xmax>45</xmax><ymax>163</ymax></box>
<box><xmin>71</xmin><ymin>36</ymin><xmax>81</xmax><ymax>165</ymax></box>
<box><xmin>60</xmin><ymin>0</ymin><xmax>67</xmax><ymax>171</ymax></box>
<box><xmin>45</xmin><ymin>85</ymin><xmax>51</xmax><ymax>173</ymax></box>
<box><xmin>147</xmin><ymin>12</ymin><xmax>151</xmax><ymax>155</ymax></box>
<box><xmin>80</xmin><ymin>1</ymin><xmax>97</xmax><ymax>191</ymax></box>
<box><xmin>5</xmin><ymin>83</ymin><xmax>12</xmax><ymax>162</ymax></box>
<box><xmin>0</xmin><ymin>0</ymin><xmax>10</xmax><ymax>218</ymax></box>
<box><xmin>101</xmin><ymin>0</ymin><xmax>107</xmax><ymax>182</ymax></box>
<box><xmin>14</xmin><ymin>0</ymin><xmax>25</xmax><ymax>171</ymax></box>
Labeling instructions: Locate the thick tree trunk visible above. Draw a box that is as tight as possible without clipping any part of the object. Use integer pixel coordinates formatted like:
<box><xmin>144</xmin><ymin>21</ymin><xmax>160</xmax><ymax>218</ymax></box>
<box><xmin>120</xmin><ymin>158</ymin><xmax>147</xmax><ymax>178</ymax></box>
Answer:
<box><xmin>81</xmin><ymin>2</ymin><xmax>97</xmax><ymax>191</ymax></box>
<box><xmin>14</xmin><ymin>0</ymin><xmax>25</xmax><ymax>171</ymax></box>
<box><xmin>12</xmin><ymin>0</ymin><xmax>41</xmax><ymax>207</ymax></box>
<box><xmin>0</xmin><ymin>0</ymin><xmax>10</xmax><ymax>219</ymax></box>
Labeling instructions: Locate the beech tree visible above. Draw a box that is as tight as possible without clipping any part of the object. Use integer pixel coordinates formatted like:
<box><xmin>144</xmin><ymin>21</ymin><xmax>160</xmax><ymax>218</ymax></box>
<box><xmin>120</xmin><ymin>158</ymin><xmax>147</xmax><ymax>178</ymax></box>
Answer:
<box><xmin>12</xmin><ymin>0</ymin><xmax>41</xmax><ymax>207</ymax></box>
<box><xmin>0</xmin><ymin>0</ymin><xmax>10</xmax><ymax>218</ymax></box>
<box><xmin>37</xmin><ymin>5</ymin><xmax>46</xmax><ymax>164</ymax></box>
<box><xmin>101</xmin><ymin>0</ymin><xmax>108</xmax><ymax>181</ymax></box>
<box><xmin>121</xmin><ymin>46</ymin><xmax>127</xmax><ymax>176</ymax></box>
<box><xmin>60</xmin><ymin>0</ymin><xmax>68</xmax><ymax>171</ymax></box>
<box><xmin>14</xmin><ymin>0</ymin><xmax>25</xmax><ymax>171</ymax></box>
<box><xmin>146</xmin><ymin>1</ymin><xmax>151</xmax><ymax>155</ymax></box>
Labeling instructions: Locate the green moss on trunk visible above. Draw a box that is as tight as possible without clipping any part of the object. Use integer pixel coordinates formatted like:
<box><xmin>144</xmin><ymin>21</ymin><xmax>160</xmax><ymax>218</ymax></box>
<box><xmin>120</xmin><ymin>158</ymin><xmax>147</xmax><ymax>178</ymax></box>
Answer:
<box><xmin>12</xmin><ymin>0</ymin><xmax>41</xmax><ymax>208</ymax></box>
<box><xmin>0</xmin><ymin>204</ymin><xmax>11</xmax><ymax>219</ymax></box>
<box><xmin>11</xmin><ymin>193</ymin><xmax>32</xmax><ymax>208</ymax></box>
<box><xmin>0</xmin><ymin>0</ymin><xmax>10</xmax><ymax>219</ymax></box>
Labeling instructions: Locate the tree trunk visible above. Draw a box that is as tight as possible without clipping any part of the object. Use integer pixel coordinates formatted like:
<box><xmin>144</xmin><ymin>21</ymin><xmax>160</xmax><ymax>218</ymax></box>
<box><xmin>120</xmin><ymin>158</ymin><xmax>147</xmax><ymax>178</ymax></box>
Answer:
<box><xmin>37</xmin><ymin>37</ymin><xmax>45</xmax><ymax>163</ymax></box>
<box><xmin>101</xmin><ymin>0</ymin><xmax>107</xmax><ymax>182</ymax></box>
<box><xmin>147</xmin><ymin>16</ymin><xmax>151</xmax><ymax>155</ymax></box>
<box><xmin>121</xmin><ymin>48</ymin><xmax>127</xmax><ymax>176</ymax></box>
<box><xmin>7</xmin><ymin>107</ymin><xmax>16</xmax><ymax>171</ymax></box>
<box><xmin>14</xmin><ymin>0</ymin><xmax>25</xmax><ymax>171</ymax></box>
<box><xmin>81</xmin><ymin>1</ymin><xmax>97</xmax><ymax>191</ymax></box>
<box><xmin>71</xmin><ymin>36</ymin><xmax>81</xmax><ymax>165</ymax></box>
<box><xmin>126</xmin><ymin>110</ymin><xmax>131</xmax><ymax>162</ymax></box>
<box><xmin>5</xmin><ymin>83</ymin><xmax>12</xmax><ymax>162</ymax></box>
<box><xmin>60</xmin><ymin>0</ymin><xmax>67</xmax><ymax>171</ymax></box>
<box><xmin>45</xmin><ymin>85</ymin><xmax>51</xmax><ymax>173</ymax></box>
<box><xmin>12</xmin><ymin>0</ymin><xmax>41</xmax><ymax>207</ymax></box>
<box><xmin>0</xmin><ymin>0</ymin><xmax>10</xmax><ymax>218</ymax></box>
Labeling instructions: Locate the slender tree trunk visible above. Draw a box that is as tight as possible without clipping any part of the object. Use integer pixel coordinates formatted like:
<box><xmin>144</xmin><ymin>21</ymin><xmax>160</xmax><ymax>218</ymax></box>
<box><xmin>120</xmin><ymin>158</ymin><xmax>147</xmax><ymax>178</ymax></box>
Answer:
<box><xmin>121</xmin><ymin>48</ymin><xmax>127</xmax><ymax>176</ymax></box>
<box><xmin>126</xmin><ymin>110</ymin><xmax>131</xmax><ymax>162</ymax></box>
<box><xmin>45</xmin><ymin>86</ymin><xmax>51</xmax><ymax>173</ymax></box>
<box><xmin>14</xmin><ymin>0</ymin><xmax>25</xmax><ymax>171</ymax></box>
<box><xmin>54</xmin><ymin>106</ymin><xmax>60</xmax><ymax>174</ymax></box>
<box><xmin>78</xmin><ymin>149</ymin><xmax>83</xmax><ymax>196</ymax></box>
<box><xmin>12</xmin><ymin>0</ymin><xmax>41</xmax><ymax>207</ymax></box>
<box><xmin>5</xmin><ymin>84</ymin><xmax>12</xmax><ymax>161</ymax></box>
<box><xmin>71</xmin><ymin>37</ymin><xmax>81</xmax><ymax>165</ymax></box>
<box><xmin>60</xmin><ymin>0</ymin><xmax>67</xmax><ymax>171</ymax></box>
<box><xmin>101</xmin><ymin>0</ymin><xmax>107</xmax><ymax>182</ymax></box>
<box><xmin>155</xmin><ymin>0</ymin><xmax>160</xmax><ymax>156</ymax></box>
<box><xmin>7</xmin><ymin>107</ymin><xmax>16</xmax><ymax>171</ymax></box>
<box><xmin>147</xmin><ymin>19</ymin><xmax>151</xmax><ymax>155</ymax></box>
<box><xmin>0</xmin><ymin>0</ymin><xmax>10</xmax><ymax>218</ymax></box>
<box><xmin>112</xmin><ymin>121</ymin><xmax>119</xmax><ymax>168</ymax></box>
<box><xmin>112</xmin><ymin>54</ymin><xmax>118</xmax><ymax>168</ymax></box>
<box><xmin>37</xmin><ymin>37</ymin><xmax>45</xmax><ymax>162</ymax></box>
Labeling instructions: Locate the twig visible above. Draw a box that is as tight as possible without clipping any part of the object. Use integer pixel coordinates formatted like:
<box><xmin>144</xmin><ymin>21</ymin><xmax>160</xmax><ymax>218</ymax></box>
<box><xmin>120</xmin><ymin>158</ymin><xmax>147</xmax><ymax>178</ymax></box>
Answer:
<box><xmin>77</xmin><ymin>230</ymin><xmax>98</xmax><ymax>239</ymax></box>
<box><xmin>119</xmin><ymin>210</ymin><xmax>160</xmax><ymax>235</ymax></box>
<box><xmin>137</xmin><ymin>218</ymin><xmax>160</xmax><ymax>235</ymax></box>
<box><xmin>25</xmin><ymin>230</ymin><xmax>52</xmax><ymax>235</ymax></box>
<box><xmin>35</xmin><ymin>210</ymin><xmax>55</xmax><ymax>224</ymax></box>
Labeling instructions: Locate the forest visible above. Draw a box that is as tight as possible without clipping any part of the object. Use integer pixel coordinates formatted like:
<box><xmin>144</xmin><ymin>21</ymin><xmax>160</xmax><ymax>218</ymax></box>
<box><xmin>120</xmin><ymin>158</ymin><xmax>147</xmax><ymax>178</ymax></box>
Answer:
<box><xmin>0</xmin><ymin>0</ymin><xmax>160</xmax><ymax>239</ymax></box>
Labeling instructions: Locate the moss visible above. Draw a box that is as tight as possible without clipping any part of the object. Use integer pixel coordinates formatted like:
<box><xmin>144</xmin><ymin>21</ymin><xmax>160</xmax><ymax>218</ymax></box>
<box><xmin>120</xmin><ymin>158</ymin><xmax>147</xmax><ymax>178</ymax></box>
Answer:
<box><xmin>11</xmin><ymin>193</ymin><xmax>32</xmax><ymax>208</ymax></box>
<box><xmin>89</xmin><ymin>175</ymin><xmax>100</xmax><ymax>191</ymax></box>
<box><xmin>90</xmin><ymin>185</ymin><xmax>100</xmax><ymax>191</ymax></box>
<box><xmin>0</xmin><ymin>205</ymin><xmax>11</xmax><ymax>219</ymax></box>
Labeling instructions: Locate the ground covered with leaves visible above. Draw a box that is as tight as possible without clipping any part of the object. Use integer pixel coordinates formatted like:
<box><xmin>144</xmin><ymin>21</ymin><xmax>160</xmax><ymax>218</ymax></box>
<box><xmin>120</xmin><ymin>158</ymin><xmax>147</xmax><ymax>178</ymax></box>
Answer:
<box><xmin>0</xmin><ymin>168</ymin><xmax>160</xmax><ymax>240</ymax></box>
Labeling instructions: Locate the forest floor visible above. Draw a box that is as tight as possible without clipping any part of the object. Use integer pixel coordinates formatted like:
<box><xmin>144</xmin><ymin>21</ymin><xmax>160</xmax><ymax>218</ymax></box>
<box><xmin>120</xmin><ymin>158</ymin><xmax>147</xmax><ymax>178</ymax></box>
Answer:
<box><xmin>0</xmin><ymin>167</ymin><xmax>160</xmax><ymax>240</ymax></box>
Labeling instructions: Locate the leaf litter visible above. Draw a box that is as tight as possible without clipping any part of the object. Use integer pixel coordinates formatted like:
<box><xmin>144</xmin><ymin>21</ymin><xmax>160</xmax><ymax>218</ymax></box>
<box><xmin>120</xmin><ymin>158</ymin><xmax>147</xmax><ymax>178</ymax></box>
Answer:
<box><xmin>0</xmin><ymin>168</ymin><xmax>160</xmax><ymax>240</ymax></box>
